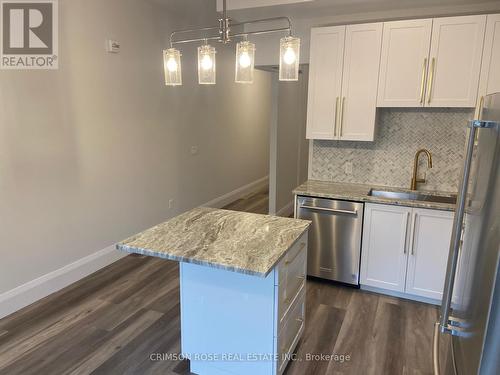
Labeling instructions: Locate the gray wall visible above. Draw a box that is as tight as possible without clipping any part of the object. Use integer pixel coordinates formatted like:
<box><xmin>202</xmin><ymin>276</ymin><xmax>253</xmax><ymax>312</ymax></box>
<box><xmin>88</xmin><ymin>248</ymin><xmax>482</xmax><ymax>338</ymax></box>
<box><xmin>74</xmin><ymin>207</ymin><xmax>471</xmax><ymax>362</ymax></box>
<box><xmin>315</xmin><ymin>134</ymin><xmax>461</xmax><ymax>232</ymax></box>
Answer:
<box><xmin>310</xmin><ymin>108</ymin><xmax>471</xmax><ymax>192</ymax></box>
<box><xmin>269</xmin><ymin>67</ymin><xmax>309</xmax><ymax>215</ymax></box>
<box><xmin>0</xmin><ymin>0</ymin><xmax>271</xmax><ymax>295</ymax></box>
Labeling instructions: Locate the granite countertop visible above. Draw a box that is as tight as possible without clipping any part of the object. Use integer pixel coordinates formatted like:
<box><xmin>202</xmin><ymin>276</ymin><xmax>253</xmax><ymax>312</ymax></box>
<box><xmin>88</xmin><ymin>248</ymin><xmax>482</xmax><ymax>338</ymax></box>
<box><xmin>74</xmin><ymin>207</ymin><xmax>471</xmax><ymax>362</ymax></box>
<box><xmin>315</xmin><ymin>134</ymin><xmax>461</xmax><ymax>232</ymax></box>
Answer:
<box><xmin>293</xmin><ymin>180</ymin><xmax>457</xmax><ymax>211</ymax></box>
<box><xmin>116</xmin><ymin>207</ymin><xmax>311</xmax><ymax>277</ymax></box>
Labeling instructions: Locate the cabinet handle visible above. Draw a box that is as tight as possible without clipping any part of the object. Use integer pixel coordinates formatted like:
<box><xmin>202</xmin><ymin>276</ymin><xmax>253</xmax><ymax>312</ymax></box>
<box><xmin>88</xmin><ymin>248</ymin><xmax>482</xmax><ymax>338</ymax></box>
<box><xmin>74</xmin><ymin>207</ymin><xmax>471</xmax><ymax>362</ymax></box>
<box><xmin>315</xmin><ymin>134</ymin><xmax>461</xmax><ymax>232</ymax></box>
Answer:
<box><xmin>299</xmin><ymin>205</ymin><xmax>357</xmax><ymax>215</ymax></box>
<box><xmin>403</xmin><ymin>211</ymin><xmax>410</xmax><ymax>254</ymax></box>
<box><xmin>410</xmin><ymin>213</ymin><xmax>418</xmax><ymax>255</ymax></box>
<box><xmin>339</xmin><ymin>97</ymin><xmax>345</xmax><ymax>137</ymax></box>
<box><xmin>427</xmin><ymin>58</ymin><xmax>435</xmax><ymax>104</ymax></box>
<box><xmin>334</xmin><ymin>96</ymin><xmax>339</xmax><ymax>137</ymax></box>
<box><xmin>420</xmin><ymin>58</ymin><xmax>427</xmax><ymax>104</ymax></box>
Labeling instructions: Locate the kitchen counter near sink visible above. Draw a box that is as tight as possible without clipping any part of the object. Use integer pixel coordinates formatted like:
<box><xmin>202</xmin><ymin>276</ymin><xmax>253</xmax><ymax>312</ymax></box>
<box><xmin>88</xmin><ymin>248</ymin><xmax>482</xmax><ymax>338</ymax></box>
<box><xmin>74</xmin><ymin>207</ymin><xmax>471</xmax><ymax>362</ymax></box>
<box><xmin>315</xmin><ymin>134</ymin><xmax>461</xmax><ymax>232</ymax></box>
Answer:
<box><xmin>293</xmin><ymin>180</ymin><xmax>457</xmax><ymax>211</ymax></box>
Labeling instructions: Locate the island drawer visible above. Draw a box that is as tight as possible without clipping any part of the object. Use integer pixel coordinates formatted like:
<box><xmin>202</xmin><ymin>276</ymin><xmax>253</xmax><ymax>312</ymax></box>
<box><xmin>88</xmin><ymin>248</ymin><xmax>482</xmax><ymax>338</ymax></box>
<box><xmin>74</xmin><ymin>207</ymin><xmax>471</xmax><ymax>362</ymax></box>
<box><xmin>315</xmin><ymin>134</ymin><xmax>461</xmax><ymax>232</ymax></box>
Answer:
<box><xmin>280</xmin><ymin>250</ymin><xmax>306</xmax><ymax>313</ymax></box>
<box><xmin>276</xmin><ymin>233</ymin><xmax>307</xmax><ymax>286</ymax></box>
<box><xmin>275</xmin><ymin>233</ymin><xmax>307</xmax><ymax>322</ymax></box>
<box><xmin>276</xmin><ymin>287</ymin><xmax>305</xmax><ymax>374</ymax></box>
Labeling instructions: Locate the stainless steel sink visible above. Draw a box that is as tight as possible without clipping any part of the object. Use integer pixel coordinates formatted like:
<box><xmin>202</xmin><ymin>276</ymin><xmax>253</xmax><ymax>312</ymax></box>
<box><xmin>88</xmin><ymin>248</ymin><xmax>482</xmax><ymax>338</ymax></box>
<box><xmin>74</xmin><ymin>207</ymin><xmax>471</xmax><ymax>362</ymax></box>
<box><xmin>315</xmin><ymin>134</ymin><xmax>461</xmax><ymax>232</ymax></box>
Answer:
<box><xmin>369</xmin><ymin>189</ymin><xmax>457</xmax><ymax>204</ymax></box>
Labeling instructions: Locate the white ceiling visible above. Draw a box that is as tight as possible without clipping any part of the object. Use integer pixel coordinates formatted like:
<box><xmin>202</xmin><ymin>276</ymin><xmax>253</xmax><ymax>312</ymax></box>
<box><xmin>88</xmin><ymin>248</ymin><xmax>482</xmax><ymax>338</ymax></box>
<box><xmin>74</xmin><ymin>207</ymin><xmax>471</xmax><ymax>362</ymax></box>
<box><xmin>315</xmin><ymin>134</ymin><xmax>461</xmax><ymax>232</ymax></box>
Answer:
<box><xmin>217</xmin><ymin>0</ymin><xmax>500</xmax><ymax>20</ymax></box>
<box><xmin>153</xmin><ymin>0</ymin><xmax>500</xmax><ymax>65</ymax></box>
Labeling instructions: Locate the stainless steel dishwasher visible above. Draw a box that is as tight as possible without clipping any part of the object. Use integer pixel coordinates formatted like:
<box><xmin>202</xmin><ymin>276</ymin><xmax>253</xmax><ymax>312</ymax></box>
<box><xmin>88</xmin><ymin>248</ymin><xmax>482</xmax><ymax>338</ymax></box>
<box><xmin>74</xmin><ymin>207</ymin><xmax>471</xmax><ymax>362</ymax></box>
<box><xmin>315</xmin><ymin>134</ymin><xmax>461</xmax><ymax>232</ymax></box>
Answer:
<box><xmin>296</xmin><ymin>196</ymin><xmax>364</xmax><ymax>285</ymax></box>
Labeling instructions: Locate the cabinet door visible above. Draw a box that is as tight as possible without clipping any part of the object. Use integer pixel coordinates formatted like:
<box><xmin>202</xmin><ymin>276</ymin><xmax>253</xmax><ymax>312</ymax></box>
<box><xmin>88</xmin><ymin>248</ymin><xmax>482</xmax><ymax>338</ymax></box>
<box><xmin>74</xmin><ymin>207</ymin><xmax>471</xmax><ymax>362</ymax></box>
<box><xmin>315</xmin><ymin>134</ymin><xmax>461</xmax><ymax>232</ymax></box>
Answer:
<box><xmin>339</xmin><ymin>23</ymin><xmax>383</xmax><ymax>141</ymax></box>
<box><xmin>426</xmin><ymin>15</ymin><xmax>486</xmax><ymax>107</ymax></box>
<box><xmin>405</xmin><ymin>208</ymin><xmax>453</xmax><ymax>300</ymax></box>
<box><xmin>478</xmin><ymin>14</ymin><xmax>500</xmax><ymax>98</ymax></box>
<box><xmin>377</xmin><ymin>19</ymin><xmax>432</xmax><ymax>107</ymax></box>
<box><xmin>360</xmin><ymin>203</ymin><xmax>411</xmax><ymax>292</ymax></box>
<box><xmin>306</xmin><ymin>26</ymin><xmax>345</xmax><ymax>140</ymax></box>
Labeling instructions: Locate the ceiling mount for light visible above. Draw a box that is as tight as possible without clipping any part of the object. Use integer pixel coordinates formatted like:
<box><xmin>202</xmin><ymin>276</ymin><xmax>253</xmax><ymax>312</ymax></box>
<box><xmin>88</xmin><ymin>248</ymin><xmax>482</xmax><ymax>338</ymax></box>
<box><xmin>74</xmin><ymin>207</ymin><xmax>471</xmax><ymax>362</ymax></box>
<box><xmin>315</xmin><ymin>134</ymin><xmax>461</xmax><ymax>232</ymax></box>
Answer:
<box><xmin>163</xmin><ymin>0</ymin><xmax>300</xmax><ymax>86</ymax></box>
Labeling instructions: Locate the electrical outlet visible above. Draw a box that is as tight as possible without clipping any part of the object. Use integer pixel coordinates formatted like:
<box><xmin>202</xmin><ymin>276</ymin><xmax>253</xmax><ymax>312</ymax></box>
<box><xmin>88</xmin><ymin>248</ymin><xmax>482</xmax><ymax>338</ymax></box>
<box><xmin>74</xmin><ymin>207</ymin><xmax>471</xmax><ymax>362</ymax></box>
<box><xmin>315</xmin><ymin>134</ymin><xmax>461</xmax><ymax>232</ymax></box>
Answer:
<box><xmin>168</xmin><ymin>199</ymin><xmax>174</xmax><ymax>209</ymax></box>
<box><xmin>190</xmin><ymin>146</ymin><xmax>198</xmax><ymax>155</ymax></box>
<box><xmin>344</xmin><ymin>162</ymin><xmax>353</xmax><ymax>175</ymax></box>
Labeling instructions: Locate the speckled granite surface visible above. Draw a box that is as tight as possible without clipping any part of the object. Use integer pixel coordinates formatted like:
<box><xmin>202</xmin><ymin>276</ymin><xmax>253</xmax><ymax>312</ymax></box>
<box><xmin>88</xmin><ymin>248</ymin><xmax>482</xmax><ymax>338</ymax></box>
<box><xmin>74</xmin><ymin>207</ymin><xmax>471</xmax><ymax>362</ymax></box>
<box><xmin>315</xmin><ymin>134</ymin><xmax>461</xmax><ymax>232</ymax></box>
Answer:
<box><xmin>117</xmin><ymin>207</ymin><xmax>310</xmax><ymax>277</ymax></box>
<box><xmin>293</xmin><ymin>180</ymin><xmax>457</xmax><ymax>211</ymax></box>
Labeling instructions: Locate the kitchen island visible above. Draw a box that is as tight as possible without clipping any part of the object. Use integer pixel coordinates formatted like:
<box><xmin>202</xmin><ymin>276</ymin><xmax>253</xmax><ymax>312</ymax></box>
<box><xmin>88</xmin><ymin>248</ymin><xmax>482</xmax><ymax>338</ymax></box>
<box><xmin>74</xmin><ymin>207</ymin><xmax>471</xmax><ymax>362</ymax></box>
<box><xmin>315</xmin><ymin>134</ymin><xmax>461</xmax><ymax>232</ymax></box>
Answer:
<box><xmin>117</xmin><ymin>207</ymin><xmax>310</xmax><ymax>375</ymax></box>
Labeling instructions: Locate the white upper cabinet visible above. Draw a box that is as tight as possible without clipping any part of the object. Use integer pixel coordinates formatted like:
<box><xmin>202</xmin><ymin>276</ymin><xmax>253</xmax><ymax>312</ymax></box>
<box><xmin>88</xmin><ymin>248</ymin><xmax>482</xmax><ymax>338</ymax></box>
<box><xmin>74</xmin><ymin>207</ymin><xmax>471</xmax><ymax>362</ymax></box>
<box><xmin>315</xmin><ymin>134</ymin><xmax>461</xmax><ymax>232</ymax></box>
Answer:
<box><xmin>377</xmin><ymin>19</ymin><xmax>433</xmax><ymax>107</ymax></box>
<box><xmin>478</xmin><ymin>14</ymin><xmax>500</xmax><ymax>99</ymax></box>
<box><xmin>306</xmin><ymin>23</ymin><xmax>382</xmax><ymax>141</ymax></box>
<box><xmin>307</xmin><ymin>13</ymin><xmax>492</xmax><ymax>140</ymax></box>
<box><xmin>405</xmin><ymin>208</ymin><xmax>454</xmax><ymax>300</ymax></box>
<box><xmin>306</xmin><ymin>26</ymin><xmax>345</xmax><ymax>140</ymax></box>
<box><xmin>340</xmin><ymin>23</ymin><xmax>383</xmax><ymax>141</ymax></box>
<box><xmin>426</xmin><ymin>15</ymin><xmax>486</xmax><ymax>107</ymax></box>
<box><xmin>377</xmin><ymin>15</ymin><xmax>486</xmax><ymax>108</ymax></box>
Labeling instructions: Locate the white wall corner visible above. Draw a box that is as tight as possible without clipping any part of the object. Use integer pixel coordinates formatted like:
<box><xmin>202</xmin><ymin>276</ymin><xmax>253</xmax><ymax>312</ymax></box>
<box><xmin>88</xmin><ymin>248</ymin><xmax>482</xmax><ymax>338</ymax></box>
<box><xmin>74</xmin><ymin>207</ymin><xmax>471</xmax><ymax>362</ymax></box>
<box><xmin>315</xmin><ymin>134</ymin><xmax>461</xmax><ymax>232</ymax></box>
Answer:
<box><xmin>307</xmin><ymin>139</ymin><xmax>313</xmax><ymax>180</ymax></box>
<box><xmin>275</xmin><ymin>200</ymin><xmax>294</xmax><ymax>218</ymax></box>
<box><xmin>0</xmin><ymin>245</ymin><xmax>127</xmax><ymax>320</ymax></box>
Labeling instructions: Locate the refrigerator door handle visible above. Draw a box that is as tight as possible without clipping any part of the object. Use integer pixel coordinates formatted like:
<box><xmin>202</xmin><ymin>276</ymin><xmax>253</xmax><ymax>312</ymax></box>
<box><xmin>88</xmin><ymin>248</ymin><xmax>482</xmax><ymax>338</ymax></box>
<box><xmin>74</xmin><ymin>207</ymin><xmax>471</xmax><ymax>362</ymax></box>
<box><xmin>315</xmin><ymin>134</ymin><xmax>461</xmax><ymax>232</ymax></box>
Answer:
<box><xmin>439</xmin><ymin>121</ymin><xmax>478</xmax><ymax>335</ymax></box>
<box><xmin>433</xmin><ymin>322</ymin><xmax>441</xmax><ymax>375</ymax></box>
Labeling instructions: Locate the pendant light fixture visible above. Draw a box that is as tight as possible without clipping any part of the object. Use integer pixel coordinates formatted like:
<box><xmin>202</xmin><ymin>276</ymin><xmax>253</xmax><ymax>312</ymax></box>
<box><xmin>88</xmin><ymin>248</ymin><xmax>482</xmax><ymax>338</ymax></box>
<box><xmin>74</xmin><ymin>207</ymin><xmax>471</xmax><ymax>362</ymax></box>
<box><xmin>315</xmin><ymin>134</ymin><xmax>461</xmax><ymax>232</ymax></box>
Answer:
<box><xmin>198</xmin><ymin>42</ymin><xmax>216</xmax><ymax>84</ymax></box>
<box><xmin>163</xmin><ymin>48</ymin><xmax>182</xmax><ymax>86</ymax></box>
<box><xmin>164</xmin><ymin>0</ymin><xmax>299</xmax><ymax>86</ymax></box>
<box><xmin>235</xmin><ymin>40</ymin><xmax>255</xmax><ymax>84</ymax></box>
<box><xmin>279</xmin><ymin>36</ymin><xmax>300</xmax><ymax>81</ymax></box>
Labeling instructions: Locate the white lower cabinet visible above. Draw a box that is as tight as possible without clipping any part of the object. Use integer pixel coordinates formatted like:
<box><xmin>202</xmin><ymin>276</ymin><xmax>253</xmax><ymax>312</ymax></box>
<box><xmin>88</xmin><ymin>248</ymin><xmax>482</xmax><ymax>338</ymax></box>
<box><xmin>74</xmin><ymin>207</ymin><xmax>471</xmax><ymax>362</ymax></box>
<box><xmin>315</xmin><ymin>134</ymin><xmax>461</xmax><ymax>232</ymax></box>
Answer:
<box><xmin>405</xmin><ymin>208</ymin><xmax>454</xmax><ymax>299</ymax></box>
<box><xmin>360</xmin><ymin>203</ymin><xmax>453</xmax><ymax>301</ymax></box>
<box><xmin>359</xmin><ymin>204</ymin><xmax>411</xmax><ymax>292</ymax></box>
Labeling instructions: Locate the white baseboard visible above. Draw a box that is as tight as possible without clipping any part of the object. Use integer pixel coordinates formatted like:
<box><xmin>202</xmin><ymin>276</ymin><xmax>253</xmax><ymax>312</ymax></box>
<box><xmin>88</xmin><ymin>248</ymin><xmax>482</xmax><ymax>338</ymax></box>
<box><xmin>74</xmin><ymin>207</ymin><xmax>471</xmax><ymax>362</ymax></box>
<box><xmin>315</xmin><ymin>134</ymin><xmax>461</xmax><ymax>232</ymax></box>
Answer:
<box><xmin>360</xmin><ymin>285</ymin><xmax>440</xmax><ymax>305</ymax></box>
<box><xmin>202</xmin><ymin>176</ymin><xmax>269</xmax><ymax>209</ymax></box>
<box><xmin>275</xmin><ymin>200</ymin><xmax>294</xmax><ymax>217</ymax></box>
<box><xmin>0</xmin><ymin>245</ymin><xmax>127</xmax><ymax>319</ymax></box>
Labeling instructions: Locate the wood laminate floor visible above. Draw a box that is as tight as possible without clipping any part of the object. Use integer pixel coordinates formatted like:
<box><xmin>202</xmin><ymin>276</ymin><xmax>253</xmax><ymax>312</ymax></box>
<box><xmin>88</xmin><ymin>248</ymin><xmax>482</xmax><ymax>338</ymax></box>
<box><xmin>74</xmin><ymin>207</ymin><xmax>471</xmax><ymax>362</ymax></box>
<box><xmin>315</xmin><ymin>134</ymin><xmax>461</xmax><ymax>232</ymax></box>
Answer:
<box><xmin>0</xmin><ymin>188</ymin><xmax>439</xmax><ymax>375</ymax></box>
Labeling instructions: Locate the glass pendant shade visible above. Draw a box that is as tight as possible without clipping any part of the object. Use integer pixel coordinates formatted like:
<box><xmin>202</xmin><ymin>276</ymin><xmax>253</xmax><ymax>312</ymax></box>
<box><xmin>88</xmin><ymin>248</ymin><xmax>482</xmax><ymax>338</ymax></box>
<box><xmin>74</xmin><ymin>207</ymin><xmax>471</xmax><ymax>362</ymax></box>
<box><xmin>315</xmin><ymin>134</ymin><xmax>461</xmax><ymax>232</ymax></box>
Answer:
<box><xmin>198</xmin><ymin>44</ymin><xmax>216</xmax><ymax>84</ymax></box>
<box><xmin>279</xmin><ymin>36</ymin><xmax>300</xmax><ymax>81</ymax></box>
<box><xmin>163</xmin><ymin>48</ymin><xmax>182</xmax><ymax>86</ymax></box>
<box><xmin>235</xmin><ymin>41</ymin><xmax>256</xmax><ymax>84</ymax></box>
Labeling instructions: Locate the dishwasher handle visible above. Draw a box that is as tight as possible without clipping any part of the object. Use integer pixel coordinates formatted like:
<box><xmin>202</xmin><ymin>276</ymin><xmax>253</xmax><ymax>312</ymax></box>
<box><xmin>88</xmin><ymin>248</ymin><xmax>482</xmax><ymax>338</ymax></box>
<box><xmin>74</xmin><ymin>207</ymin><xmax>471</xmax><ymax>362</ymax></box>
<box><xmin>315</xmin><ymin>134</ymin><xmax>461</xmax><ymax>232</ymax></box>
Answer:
<box><xmin>299</xmin><ymin>204</ymin><xmax>358</xmax><ymax>216</ymax></box>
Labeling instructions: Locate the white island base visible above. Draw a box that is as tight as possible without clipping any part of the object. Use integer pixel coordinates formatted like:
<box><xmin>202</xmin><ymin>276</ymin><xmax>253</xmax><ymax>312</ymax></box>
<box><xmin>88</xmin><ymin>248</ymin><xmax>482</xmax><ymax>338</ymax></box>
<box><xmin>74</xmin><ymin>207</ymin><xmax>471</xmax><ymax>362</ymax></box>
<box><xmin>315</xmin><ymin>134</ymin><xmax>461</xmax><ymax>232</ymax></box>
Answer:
<box><xmin>180</xmin><ymin>234</ymin><xmax>307</xmax><ymax>375</ymax></box>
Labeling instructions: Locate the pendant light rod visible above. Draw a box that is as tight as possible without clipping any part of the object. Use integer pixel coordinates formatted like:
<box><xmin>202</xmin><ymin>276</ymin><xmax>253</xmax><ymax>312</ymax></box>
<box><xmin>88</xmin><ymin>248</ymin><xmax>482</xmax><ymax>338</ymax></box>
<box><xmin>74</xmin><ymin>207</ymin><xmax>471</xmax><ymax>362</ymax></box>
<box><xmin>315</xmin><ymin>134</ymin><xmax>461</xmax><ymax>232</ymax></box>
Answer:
<box><xmin>169</xmin><ymin>16</ymin><xmax>293</xmax><ymax>47</ymax></box>
<box><xmin>223</xmin><ymin>0</ymin><xmax>227</xmax><ymax>20</ymax></box>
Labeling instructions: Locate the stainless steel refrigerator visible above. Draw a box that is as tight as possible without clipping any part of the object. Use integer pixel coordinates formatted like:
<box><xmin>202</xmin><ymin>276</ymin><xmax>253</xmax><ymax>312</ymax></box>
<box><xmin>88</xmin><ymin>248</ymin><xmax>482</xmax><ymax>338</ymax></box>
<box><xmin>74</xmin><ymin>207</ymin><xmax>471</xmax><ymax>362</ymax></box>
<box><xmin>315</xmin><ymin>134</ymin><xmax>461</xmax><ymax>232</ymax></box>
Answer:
<box><xmin>434</xmin><ymin>92</ymin><xmax>500</xmax><ymax>375</ymax></box>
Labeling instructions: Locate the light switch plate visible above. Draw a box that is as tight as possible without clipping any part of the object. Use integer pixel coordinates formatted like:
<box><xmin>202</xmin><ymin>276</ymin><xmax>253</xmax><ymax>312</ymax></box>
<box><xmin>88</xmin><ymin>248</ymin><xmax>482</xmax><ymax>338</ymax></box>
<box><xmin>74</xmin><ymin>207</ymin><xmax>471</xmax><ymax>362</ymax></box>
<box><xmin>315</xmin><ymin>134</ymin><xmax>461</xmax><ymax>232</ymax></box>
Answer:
<box><xmin>106</xmin><ymin>40</ymin><xmax>120</xmax><ymax>53</ymax></box>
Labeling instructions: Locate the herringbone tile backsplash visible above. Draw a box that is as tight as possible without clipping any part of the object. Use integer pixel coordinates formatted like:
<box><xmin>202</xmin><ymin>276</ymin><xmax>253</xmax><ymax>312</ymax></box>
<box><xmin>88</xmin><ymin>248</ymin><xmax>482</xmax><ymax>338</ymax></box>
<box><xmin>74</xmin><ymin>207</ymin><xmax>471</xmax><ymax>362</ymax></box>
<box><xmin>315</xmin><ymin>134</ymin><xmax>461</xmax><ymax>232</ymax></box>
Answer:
<box><xmin>310</xmin><ymin>108</ymin><xmax>473</xmax><ymax>192</ymax></box>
